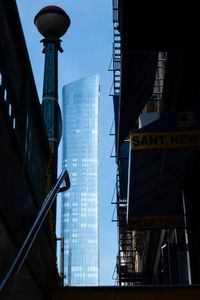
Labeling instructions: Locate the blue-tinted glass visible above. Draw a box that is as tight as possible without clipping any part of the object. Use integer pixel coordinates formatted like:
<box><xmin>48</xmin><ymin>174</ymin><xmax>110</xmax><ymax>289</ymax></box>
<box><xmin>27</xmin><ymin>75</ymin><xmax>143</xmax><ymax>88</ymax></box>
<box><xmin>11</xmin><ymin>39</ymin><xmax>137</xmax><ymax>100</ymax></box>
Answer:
<box><xmin>61</xmin><ymin>74</ymin><xmax>100</xmax><ymax>286</ymax></box>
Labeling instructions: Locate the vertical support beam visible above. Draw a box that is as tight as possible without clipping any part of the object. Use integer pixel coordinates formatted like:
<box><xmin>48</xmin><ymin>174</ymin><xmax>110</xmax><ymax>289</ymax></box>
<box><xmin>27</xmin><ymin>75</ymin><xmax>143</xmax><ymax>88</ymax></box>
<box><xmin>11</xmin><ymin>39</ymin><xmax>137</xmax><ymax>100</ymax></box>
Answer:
<box><xmin>41</xmin><ymin>37</ymin><xmax>63</xmax><ymax>235</ymax></box>
<box><xmin>184</xmin><ymin>150</ymin><xmax>200</xmax><ymax>284</ymax></box>
<box><xmin>57</xmin><ymin>237</ymin><xmax>65</xmax><ymax>286</ymax></box>
<box><xmin>41</xmin><ymin>37</ymin><xmax>62</xmax><ymax>156</ymax></box>
<box><xmin>68</xmin><ymin>248</ymin><xmax>72</xmax><ymax>286</ymax></box>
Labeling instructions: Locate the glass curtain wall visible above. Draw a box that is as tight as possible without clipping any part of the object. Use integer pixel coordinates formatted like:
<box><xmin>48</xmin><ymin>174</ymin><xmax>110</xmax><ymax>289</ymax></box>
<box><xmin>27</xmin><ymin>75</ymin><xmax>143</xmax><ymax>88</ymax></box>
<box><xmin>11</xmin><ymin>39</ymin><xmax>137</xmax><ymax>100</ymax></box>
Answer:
<box><xmin>61</xmin><ymin>74</ymin><xmax>100</xmax><ymax>286</ymax></box>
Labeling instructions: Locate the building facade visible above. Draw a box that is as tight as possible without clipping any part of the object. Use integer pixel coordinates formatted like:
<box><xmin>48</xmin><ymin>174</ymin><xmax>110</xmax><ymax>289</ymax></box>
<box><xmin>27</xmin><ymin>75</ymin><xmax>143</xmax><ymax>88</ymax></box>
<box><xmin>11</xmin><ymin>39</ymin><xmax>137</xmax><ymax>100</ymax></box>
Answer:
<box><xmin>110</xmin><ymin>0</ymin><xmax>200</xmax><ymax>287</ymax></box>
<box><xmin>61</xmin><ymin>74</ymin><xmax>100</xmax><ymax>286</ymax></box>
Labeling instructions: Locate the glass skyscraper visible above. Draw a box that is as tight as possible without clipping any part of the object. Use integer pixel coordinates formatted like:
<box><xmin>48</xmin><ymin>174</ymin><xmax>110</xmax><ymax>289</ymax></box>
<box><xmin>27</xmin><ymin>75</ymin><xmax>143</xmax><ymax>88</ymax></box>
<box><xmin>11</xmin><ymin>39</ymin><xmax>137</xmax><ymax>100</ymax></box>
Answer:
<box><xmin>61</xmin><ymin>74</ymin><xmax>100</xmax><ymax>286</ymax></box>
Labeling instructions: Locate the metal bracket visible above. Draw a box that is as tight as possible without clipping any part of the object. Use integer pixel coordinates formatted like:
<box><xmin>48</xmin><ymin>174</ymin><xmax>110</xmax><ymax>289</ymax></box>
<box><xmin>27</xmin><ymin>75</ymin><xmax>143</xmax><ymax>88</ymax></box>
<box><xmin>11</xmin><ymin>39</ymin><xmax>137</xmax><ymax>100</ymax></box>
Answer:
<box><xmin>58</xmin><ymin>170</ymin><xmax>70</xmax><ymax>193</ymax></box>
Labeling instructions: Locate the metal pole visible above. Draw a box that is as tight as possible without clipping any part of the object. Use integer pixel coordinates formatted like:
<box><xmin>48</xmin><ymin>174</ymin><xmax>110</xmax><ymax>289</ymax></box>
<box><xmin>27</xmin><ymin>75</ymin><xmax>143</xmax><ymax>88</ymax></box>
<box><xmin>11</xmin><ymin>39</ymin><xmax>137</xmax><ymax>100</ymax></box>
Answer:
<box><xmin>57</xmin><ymin>237</ymin><xmax>65</xmax><ymax>286</ymax></box>
<box><xmin>68</xmin><ymin>248</ymin><xmax>72</xmax><ymax>286</ymax></box>
<box><xmin>40</xmin><ymin>37</ymin><xmax>63</xmax><ymax>242</ymax></box>
<box><xmin>182</xmin><ymin>191</ymin><xmax>192</xmax><ymax>285</ymax></box>
<box><xmin>41</xmin><ymin>37</ymin><xmax>63</xmax><ymax>184</ymax></box>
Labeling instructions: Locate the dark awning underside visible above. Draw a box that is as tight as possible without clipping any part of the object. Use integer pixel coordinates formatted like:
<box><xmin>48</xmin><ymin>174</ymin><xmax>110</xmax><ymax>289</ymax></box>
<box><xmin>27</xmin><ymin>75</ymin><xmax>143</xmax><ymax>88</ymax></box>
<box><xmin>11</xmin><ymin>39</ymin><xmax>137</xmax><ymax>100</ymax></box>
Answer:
<box><xmin>118</xmin><ymin>51</ymin><xmax>158</xmax><ymax>148</ymax></box>
<box><xmin>117</xmin><ymin>0</ymin><xmax>200</xmax><ymax>150</ymax></box>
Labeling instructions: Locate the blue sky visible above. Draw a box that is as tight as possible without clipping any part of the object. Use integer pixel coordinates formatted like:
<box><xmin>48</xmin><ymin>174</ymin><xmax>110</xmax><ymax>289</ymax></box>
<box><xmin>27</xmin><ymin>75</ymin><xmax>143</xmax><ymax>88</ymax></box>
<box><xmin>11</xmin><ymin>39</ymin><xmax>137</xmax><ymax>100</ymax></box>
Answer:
<box><xmin>15</xmin><ymin>0</ymin><xmax>117</xmax><ymax>286</ymax></box>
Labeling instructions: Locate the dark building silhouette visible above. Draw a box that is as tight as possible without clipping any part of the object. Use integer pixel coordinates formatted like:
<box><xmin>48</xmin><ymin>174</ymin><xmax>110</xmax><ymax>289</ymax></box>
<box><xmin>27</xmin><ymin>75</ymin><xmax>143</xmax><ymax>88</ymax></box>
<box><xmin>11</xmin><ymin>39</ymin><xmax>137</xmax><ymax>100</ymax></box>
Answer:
<box><xmin>110</xmin><ymin>0</ymin><xmax>200</xmax><ymax>286</ymax></box>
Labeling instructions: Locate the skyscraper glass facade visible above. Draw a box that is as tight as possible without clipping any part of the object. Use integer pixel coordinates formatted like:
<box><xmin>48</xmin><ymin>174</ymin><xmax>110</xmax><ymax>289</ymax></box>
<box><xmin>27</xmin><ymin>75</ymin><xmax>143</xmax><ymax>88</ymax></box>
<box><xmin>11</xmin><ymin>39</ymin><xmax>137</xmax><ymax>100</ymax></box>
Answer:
<box><xmin>61</xmin><ymin>74</ymin><xmax>100</xmax><ymax>286</ymax></box>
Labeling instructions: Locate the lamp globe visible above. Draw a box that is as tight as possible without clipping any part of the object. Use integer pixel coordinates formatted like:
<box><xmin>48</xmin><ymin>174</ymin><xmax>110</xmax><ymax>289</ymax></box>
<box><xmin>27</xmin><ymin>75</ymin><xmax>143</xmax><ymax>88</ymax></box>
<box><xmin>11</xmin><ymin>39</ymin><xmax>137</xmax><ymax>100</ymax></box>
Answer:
<box><xmin>34</xmin><ymin>6</ymin><xmax>70</xmax><ymax>38</ymax></box>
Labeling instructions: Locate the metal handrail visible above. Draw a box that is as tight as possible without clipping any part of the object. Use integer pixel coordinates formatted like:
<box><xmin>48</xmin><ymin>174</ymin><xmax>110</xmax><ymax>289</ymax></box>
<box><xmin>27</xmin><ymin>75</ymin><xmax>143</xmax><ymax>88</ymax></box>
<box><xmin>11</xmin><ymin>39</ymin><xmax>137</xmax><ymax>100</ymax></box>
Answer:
<box><xmin>0</xmin><ymin>170</ymin><xmax>70</xmax><ymax>299</ymax></box>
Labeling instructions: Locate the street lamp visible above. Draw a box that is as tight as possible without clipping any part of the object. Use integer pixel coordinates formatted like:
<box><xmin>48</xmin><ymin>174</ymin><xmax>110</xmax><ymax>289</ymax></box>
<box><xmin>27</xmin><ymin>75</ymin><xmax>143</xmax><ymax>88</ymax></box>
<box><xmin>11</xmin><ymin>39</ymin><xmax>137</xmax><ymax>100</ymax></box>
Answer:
<box><xmin>34</xmin><ymin>6</ymin><xmax>70</xmax><ymax>185</ymax></box>
<box><xmin>34</xmin><ymin>7</ymin><xmax>70</xmax><ymax>252</ymax></box>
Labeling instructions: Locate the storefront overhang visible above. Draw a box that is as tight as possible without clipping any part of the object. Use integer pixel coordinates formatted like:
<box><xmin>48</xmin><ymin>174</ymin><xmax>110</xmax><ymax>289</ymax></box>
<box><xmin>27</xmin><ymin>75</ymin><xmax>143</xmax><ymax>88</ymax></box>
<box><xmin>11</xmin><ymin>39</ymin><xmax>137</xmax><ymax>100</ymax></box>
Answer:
<box><xmin>118</xmin><ymin>51</ymin><xmax>158</xmax><ymax>149</ymax></box>
<box><xmin>127</xmin><ymin>104</ymin><xmax>200</xmax><ymax>229</ymax></box>
<box><xmin>118</xmin><ymin>140</ymin><xmax>129</xmax><ymax>200</ymax></box>
<box><xmin>117</xmin><ymin>1</ymin><xmax>200</xmax><ymax>151</ymax></box>
<box><xmin>127</xmin><ymin>146</ymin><xmax>192</xmax><ymax>229</ymax></box>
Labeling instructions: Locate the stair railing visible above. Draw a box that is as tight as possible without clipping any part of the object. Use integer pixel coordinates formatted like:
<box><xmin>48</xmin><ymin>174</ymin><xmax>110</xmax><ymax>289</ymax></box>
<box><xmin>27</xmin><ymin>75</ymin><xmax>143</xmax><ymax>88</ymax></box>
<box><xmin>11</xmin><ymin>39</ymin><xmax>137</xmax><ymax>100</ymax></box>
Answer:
<box><xmin>0</xmin><ymin>170</ymin><xmax>70</xmax><ymax>300</ymax></box>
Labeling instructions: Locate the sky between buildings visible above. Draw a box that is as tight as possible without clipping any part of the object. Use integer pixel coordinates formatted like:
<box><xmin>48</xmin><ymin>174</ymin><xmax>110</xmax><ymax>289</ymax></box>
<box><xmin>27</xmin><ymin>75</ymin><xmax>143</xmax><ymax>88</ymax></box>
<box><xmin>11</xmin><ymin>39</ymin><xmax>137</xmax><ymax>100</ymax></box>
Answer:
<box><xmin>15</xmin><ymin>0</ymin><xmax>117</xmax><ymax>286</ymax></box>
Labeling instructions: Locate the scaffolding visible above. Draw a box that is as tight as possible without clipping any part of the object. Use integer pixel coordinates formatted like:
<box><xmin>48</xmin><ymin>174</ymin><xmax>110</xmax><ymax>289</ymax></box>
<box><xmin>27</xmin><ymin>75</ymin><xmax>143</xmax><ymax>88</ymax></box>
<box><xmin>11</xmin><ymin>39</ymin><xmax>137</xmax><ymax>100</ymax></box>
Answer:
<box><xmin>111</xmin><ymin>166</ymin><xmax>144</xmax><ymax>286</ymax></box>
<box><xmin>109</xmin><ymin>0</ymin><xmax>121</xmax><ymax>96</ymax></box>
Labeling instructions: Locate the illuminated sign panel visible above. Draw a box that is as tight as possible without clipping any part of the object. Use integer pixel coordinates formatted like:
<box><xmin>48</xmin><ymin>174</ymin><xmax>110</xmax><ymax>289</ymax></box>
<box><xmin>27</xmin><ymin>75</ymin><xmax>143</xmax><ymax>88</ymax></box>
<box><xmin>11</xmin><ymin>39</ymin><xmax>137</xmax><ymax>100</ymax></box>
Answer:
<box><xmin>131</xmin><ymin>130</ymin><xmax>200</xmax><ymax>150</ymax></box>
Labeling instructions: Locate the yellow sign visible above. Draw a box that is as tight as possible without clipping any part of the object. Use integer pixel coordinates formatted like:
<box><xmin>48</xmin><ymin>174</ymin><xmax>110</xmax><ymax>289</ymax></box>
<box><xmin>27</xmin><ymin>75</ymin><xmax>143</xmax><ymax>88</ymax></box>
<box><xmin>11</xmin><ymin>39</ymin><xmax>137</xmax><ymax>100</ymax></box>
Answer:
<box><xmin>131</xmin><ymin>130</ymin><xmax>200</xmax><ymax>150</ymax></box>
<box><xmin>129</xmin><ymin>215</ymin><xmax>185</xmax><ymax>229</ymax></box>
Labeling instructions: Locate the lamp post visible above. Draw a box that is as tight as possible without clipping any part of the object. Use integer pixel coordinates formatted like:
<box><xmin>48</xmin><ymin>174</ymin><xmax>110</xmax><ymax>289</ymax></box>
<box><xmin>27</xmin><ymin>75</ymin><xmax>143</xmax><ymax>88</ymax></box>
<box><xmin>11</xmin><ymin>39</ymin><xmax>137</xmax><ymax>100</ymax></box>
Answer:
<box><xmin>34</xmin><ymin>5</ymin><xmax>70</xmax><ymax>184</ymax></box>
<box><xmin>34</xmin><ymin>7</ymin><xmax>70</xmax><ymax>239</ymax></box>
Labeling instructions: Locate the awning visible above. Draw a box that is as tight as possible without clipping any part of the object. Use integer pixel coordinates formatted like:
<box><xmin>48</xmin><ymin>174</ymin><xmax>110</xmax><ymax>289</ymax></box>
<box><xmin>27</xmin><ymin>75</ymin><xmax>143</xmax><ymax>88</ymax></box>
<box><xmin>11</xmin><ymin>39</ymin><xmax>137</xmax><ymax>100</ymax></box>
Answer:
<box><xmin>118</xmin><ymin>141</ymin><xmax>129</xmax><ymax>200</ymax></box>
<box><xmin>127</xmin><ymin>104</ymin><xmax>200</xmax><ymax>229</ymax></box>
<box><xmin>117</xmin><ymin>0</ymin><xmax>200</xmax><ymax>150</ymax></box>
<box><xmin>118</xmin><ymin>51</ymin><xmax>158</xmax><ymax>149</ymax></box>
